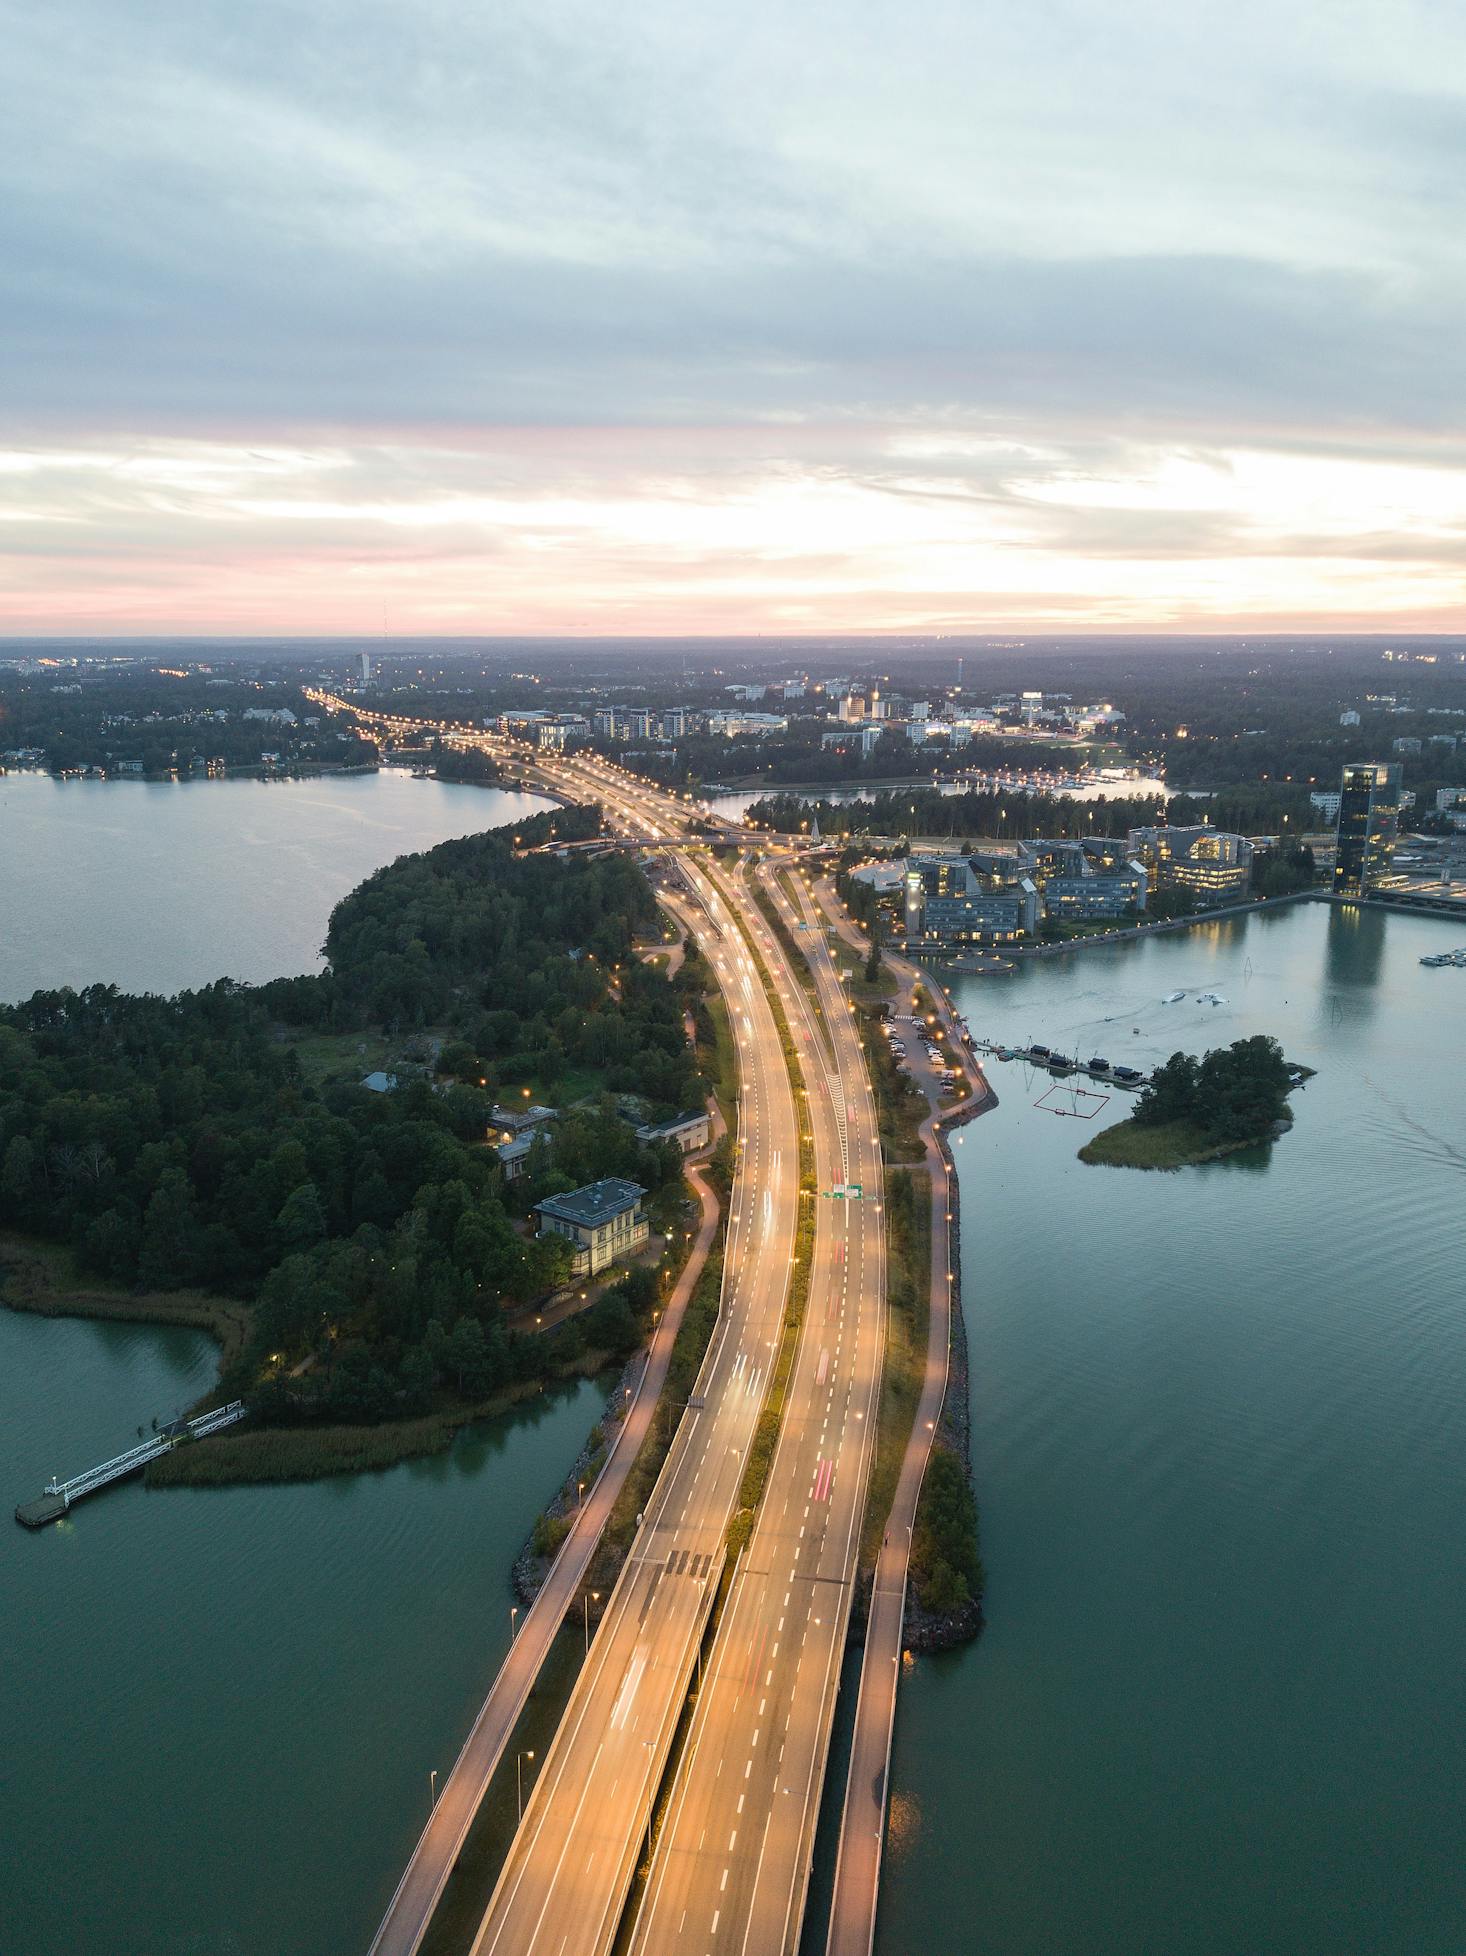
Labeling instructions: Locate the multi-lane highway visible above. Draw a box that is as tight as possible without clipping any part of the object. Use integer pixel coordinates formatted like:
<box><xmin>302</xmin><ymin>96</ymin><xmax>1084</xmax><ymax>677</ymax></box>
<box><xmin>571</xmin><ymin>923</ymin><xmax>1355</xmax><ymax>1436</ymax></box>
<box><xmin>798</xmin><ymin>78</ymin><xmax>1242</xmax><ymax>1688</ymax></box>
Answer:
<box><xmin>322</xmin><ymin>698</ymin><xmax>935</xmax><ymax>1956</ymax></box>
<box><xmin>463</xmin><ymin>845</ymin><xmax>801</xmax><ymax>1956</ymax></box>
<box><xmin>626</xmin><ymin>854</ymin><xmax>885</xmax><ymax>1956</ymax></box>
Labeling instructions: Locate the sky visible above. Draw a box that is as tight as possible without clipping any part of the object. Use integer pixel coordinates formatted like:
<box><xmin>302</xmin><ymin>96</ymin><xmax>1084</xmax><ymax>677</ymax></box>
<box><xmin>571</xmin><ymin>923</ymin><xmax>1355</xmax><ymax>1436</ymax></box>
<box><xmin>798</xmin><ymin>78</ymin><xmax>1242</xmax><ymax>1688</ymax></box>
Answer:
<box><xmin>3</xmin><ymin>0</ymin><xmax>1464</xmax><ymax>636</ymax></box>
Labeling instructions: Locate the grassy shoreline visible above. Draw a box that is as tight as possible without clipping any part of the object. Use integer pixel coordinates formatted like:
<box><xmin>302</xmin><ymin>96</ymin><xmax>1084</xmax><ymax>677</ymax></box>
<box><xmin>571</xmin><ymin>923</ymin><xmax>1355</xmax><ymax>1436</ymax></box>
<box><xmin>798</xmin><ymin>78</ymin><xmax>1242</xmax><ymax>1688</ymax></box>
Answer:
<box><xmin>146</xmin><ymin>1359</ymin><xmax>621</xmax><ymax>1487</ymax></box>
<box><xmin>1078</xmin><ymin>1115</ymin><xmax>1288</xmax><ymax>1170</ymax></box>
<box><xmin>0</xmin><ymin>1228</ymin><xmax>623</xmax><ymax>1487</ymax></box>
<box><xmin>0</xmin><ymin>1231</ymin><xmax>251</xmax><ymax>1375</ymax></box>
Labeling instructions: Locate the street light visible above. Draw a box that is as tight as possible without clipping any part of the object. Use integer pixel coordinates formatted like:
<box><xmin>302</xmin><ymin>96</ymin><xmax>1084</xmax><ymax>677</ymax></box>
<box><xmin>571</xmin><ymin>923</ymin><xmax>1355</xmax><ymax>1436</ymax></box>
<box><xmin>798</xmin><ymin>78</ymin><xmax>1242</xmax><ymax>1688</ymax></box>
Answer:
<box><xmin>517</xmin><ymin>1748</ymin><xmax>536</xmax><ymax>1822</ymax></box>
<box><xmin>584</xmin><ymin>1589</ymin><xmax>600</xmax><ymax>1652</ymax></box>
<box><xmin>510</xmin><ymin>1604</ymin><xmax>520</xmax><ymax>1641</ymax></box>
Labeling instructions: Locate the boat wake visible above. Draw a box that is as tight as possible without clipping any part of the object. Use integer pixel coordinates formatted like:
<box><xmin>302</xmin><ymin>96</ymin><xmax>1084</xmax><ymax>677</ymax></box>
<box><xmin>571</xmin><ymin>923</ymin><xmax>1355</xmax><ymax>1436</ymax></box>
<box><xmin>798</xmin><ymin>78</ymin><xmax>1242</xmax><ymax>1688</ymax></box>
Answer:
<box><xmin>1361</xmin><ymin>1079</ymin><xmax>1466</xmax><ymax>1175</ymax></box>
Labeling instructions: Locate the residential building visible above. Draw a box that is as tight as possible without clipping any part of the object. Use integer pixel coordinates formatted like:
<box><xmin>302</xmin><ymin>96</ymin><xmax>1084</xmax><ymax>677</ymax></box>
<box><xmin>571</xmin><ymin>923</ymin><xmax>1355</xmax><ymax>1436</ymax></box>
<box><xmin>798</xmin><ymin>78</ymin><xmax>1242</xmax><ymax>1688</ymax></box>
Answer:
<box><xmin>1125</xmin><ymin>825</ymin><xmax>1254</xmax><ymax>904</ymax></box>
<box><xmin>491</xmin><ymin>1101</ymin><xmax>558</xmax><ymax>1136</ymax></box>
<box><xmin>837</xmin><ymin>693</ymin><xmax>867</xmax><ymax>722</ymax></box>
<box><xmin>705</xmin><ymin>711</ymin><xmax>789</xmax><ymax>737</ymax></box>
<box><xmin>634</xmin><ymin>1109</ymin><xmax>712</xmax><ymax>1153</ymax></box>
<box><xmin>535</xmin><ymin>1178</ymin><xmax>649</xmax><ymax>1277</ymax></box>
<box><xmin>821</xmin><ymin>723</ymin><xmax>882</xmax><ymax>755</ymax></box>
<box><xmin>1333</xmin><ymin>762</ymin><xmax>1402</xmax><ymax>895</ymax></box>
<box><xmin>1392</xmin><ymin>736</ymin><xmax>1422</xmax><ymax>756</ymax></box>
<box><xmin>1340</xmin><ymin>709</ymin><xmax>1361</xmax><ymax>727</ymax></box>
<box><xmin>495</xmin><ymin>1134</ymin><xmax>536</xmax><ymax>1181</ymax></box>
<box><xmin>660</xmin><ymin>707</ymin><xmax>687</xmax><ymax>738</ymax></box>
<box><xmin>621</xmin><ymin>707</ymin><xmax>653</xmax><ymax>739</ymax></box>
<box><xmin>592</xmin><ymin>707</ymin><xmax>618</xmax><ymax>739</ymax></box>
<box><xmin>1310</xmin><ymin>791</ymin><xmax>1342</xmax><ymax>823</ymax></box>
<box><xmin>361</xmin><ymin>1070</ymin><xmax>398</xmax><ymax>1093</ymax></box>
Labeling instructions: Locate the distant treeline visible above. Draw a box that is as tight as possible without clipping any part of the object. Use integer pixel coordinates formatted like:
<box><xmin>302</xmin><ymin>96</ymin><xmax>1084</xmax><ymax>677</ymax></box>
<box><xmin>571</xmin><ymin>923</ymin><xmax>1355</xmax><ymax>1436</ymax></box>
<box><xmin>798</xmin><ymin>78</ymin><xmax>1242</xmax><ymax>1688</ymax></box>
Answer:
<box><xmin>746</xmin><ymin>783</ymin><xmax>1328</xmax><ymax>840</ymax></box>
<box><xmin>0</xmin><ymin>807</ymin><xmax>708</xmax><ymax>1428</ymax></box>
<box><xmin>0</xmin><ymin>670</ymin><xmax>374</xmax><ymax>776</ymax></box>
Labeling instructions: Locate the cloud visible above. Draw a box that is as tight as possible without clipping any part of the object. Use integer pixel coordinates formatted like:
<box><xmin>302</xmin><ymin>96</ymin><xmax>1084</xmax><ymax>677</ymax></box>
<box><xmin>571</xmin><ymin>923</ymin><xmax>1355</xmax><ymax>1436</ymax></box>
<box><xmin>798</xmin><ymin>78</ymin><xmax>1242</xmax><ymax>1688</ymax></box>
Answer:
<box><xmin>1</xmin><ymin>0</ymin><xmax>1464</xmax><ymax>628</ymax></box>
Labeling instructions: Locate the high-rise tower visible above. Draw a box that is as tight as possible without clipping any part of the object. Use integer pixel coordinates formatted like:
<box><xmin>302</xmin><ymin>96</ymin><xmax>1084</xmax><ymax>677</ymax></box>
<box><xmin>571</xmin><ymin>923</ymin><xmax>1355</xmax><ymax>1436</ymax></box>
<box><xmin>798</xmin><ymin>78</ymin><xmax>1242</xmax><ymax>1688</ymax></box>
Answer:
<box><xmin>1333</xmin><ymin>762</ymin><xmax>1402</xmax><ymax>895</ymax></box>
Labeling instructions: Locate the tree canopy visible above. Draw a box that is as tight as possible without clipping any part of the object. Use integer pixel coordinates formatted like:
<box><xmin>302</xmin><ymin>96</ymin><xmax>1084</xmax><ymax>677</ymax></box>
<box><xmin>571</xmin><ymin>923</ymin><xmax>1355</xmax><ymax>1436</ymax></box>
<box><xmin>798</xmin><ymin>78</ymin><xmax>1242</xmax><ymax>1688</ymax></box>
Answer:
<box><xmin>0</xmin><ymin>809</ymin><xmax>704</xmax><ymax>1427</ymax></box>
<box><xmin>1133</xmin><ymin>1035</ymin><xmax>1293</xmax><ymax>1143</ymax></box>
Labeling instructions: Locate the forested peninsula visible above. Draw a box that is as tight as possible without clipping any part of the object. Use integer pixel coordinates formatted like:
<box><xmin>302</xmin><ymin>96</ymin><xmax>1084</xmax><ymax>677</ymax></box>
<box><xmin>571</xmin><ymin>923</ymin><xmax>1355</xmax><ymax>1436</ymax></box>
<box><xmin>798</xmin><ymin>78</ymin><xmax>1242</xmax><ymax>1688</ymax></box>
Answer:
<box><xmin>0</xmin><ymin>808</ymin><xmax>715</xmax><ymax>1474</ymax></box>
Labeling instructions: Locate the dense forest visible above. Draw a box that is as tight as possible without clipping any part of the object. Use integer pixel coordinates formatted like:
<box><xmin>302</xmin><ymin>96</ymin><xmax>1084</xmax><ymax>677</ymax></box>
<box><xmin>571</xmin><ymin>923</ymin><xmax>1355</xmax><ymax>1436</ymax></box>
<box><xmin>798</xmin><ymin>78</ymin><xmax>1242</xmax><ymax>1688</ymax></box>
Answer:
<box><xmin>0</xmin><ymin>808</ymin><xmax>709</xmax><ymax>1427</ymax></box>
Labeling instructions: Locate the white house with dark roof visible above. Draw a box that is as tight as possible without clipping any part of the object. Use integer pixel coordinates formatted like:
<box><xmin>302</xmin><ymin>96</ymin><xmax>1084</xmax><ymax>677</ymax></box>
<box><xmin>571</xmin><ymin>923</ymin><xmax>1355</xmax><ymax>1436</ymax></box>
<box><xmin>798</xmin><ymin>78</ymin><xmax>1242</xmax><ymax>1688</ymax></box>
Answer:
<box><xmin>534</xmin><ymin>1178</ymin><xmax>648</xmax><ymax>1277</ymax></box>
<box><xmin>634</xmin><ymin>1110</ymin><xmax>712</xmax><ymax>1154</ymax></box>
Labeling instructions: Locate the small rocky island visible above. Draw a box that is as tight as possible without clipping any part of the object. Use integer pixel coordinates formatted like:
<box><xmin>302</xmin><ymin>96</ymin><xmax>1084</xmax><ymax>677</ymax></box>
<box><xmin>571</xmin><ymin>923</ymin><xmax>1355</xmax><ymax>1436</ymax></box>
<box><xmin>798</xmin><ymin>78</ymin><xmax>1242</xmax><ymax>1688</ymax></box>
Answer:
<box><xmin>1080</xmin><ymin>1034</ymin><xmax>1309</xmax><ymax>1170</ymax></box>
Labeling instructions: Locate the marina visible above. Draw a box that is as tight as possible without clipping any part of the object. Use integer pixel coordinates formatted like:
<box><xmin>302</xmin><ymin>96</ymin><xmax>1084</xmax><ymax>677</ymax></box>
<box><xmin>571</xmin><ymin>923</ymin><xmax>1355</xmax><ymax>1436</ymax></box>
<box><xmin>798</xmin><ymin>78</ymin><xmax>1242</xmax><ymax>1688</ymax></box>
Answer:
<box><xmin>1419</xmin><ymin>946</ymin><xmax>1466</xmax><ymax>967</ymax></box>
<box><xmin>972</xmin><ymin>1041</ymin><xmax>1152</xmax><ymax>1087</ymax></box>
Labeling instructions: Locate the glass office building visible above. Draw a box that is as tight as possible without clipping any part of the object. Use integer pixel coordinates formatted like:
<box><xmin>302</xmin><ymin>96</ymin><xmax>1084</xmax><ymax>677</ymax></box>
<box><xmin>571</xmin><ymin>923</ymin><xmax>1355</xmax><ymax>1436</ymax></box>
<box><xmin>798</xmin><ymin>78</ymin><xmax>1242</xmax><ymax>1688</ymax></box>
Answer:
<box><xmin>1333</xmin><ymin>762</ymin><xmax>1402</xmax><ymax>895</ymax></box>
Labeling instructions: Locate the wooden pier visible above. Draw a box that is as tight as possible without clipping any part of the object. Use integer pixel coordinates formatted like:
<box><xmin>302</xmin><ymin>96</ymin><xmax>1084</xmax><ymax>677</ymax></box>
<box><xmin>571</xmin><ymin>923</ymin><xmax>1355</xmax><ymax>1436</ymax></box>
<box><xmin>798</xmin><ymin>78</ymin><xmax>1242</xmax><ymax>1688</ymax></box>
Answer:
<box><xmin>15</xmin><ymin>1400</ymin><xmax>247</xmax><ymax>1528</ymax></box>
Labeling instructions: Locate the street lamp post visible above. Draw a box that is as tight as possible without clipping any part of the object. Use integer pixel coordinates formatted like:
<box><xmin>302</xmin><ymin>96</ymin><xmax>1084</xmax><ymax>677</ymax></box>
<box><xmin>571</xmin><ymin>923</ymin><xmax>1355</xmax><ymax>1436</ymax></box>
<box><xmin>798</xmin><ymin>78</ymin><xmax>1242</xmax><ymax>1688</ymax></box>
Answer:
<box><xmin>510</xmin><ymin>1604</ymin><xmax>519</xmax><ymax>1642</ymax></box>
<box><xmin>517</xmin><ymin>1748</ymin><xmax>535</xmax><ymax>1823</ymax></box>
<box><xmin>584</xmin><ymin>1589</ymin><xmax>600</xmax><ymax>1653</ymax></box>
<box><xmin>429</xmin><ymin>1768</ymin><xmax>438</xmax><ymax>1810</ymax></box>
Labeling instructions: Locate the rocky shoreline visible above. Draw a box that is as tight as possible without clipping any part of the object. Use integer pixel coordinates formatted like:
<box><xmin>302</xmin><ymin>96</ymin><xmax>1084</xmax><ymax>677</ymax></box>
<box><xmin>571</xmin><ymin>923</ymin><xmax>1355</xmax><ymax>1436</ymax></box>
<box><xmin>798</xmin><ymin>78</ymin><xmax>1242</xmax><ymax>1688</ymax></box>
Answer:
<box><xmin>511</xmin><ymin>1347</ymin><xmax>644</xmax><ymax>1609</ymax></box>
<box><xmin>902</xmin><ymin>1078</ymin><xmax>995</xmax><ymax>1653</ymax></box>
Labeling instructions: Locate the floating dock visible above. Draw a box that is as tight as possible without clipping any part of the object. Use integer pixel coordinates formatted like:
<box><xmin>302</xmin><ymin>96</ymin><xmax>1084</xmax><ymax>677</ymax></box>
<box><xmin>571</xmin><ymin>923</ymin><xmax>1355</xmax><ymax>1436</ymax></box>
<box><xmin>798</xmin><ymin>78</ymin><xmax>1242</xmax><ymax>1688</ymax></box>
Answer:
<box><xmin>15</xmin><ymin>1400</ymin><xmax>247</xmax><ymax>1528</ymax></box>
<box><xmin>974</xmin><ymin>1041</ymin><xmax>1152</xmax><ymax>1088</ymax></box>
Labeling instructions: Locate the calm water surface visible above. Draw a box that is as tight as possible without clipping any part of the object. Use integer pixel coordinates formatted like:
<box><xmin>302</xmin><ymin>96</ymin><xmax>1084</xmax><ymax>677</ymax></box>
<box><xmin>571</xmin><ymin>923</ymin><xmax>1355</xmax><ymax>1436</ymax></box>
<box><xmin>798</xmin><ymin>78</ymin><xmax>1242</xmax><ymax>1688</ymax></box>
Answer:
<box><xmin>0</xmin><ymin>1307</ymin><xmax>609</xmax><ymax>1956</ymax></box>
<box><xmin>1</xmin><ymin>769</ymin><xmax>595</xmax><ymax>1956</ymax></box>
<box><xmin>7</xmin><ymin>779</ymin><xmax>1466</xmax><ymax>1953</ymax></box>
<box><xmin>0</xmin><ymin>770</ymin><xmax>551</xmax><ymax>1001</ymax></box>
<box><xmin>877</xmin><ymin>901</ymin><xmax>1466</xmax><ymax>1954</ymax></box>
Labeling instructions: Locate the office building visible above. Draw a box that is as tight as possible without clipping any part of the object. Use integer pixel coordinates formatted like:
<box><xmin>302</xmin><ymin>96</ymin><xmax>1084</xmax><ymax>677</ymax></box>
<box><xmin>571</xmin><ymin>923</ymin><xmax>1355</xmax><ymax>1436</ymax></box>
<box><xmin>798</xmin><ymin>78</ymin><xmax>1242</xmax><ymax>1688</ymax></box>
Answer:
<box><xmin>903</xmin><ymin>853</ymin><xmax>1040</xmax><ymax>944</ymax></box>
<box><xmin>1125</xmin><ymin>826</ymin><xmax>1254</xmax><ymax>904</ymax></box>
<box><xmin>1333</xmin><ymin>762</ymin><xmax>1402</xmax><ymax>895</ymax></box>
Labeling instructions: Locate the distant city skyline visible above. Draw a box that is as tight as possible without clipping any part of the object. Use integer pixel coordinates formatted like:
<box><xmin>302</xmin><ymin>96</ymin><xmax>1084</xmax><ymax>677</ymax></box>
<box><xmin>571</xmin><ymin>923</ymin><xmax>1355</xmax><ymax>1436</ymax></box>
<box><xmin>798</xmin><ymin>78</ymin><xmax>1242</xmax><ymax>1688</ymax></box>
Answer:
<box><xmin>4</xmin><ymin>2</ymin><xmax>1464</xmax><ymax>635</ymax></box>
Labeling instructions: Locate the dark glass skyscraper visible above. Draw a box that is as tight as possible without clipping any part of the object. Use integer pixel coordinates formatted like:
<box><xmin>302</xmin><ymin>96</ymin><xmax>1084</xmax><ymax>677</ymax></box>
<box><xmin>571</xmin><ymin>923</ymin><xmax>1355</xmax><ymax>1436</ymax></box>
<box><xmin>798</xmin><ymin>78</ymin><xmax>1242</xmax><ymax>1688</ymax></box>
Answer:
<box><xmin>1333</xmin><ymin>762</ymin><xmax>1402</xmax><ymax>895</ymax></box>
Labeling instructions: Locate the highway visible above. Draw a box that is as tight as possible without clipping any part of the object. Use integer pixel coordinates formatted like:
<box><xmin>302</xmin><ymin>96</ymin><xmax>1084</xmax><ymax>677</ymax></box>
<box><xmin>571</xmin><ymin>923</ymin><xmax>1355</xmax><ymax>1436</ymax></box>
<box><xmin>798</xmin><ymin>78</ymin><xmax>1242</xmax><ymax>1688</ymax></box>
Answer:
<box><xmin>462</xmin><ymin>839</ymin><xmax>802</xmax><ymax>1956</ymax></box>
<box><xmin>324</xmin><ymin>698</ymin><xmax>929</xmax><ymax>1956</ymax></box>
<box><xmin>626</xmin><ymin>853</ymin><xmax>885</xmax><ymax>1956</ymax></box>
<box><xmin>366</xmin><ymin>1147</ymin><xmax>721</xmax><ymax>1956</ymax></box>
